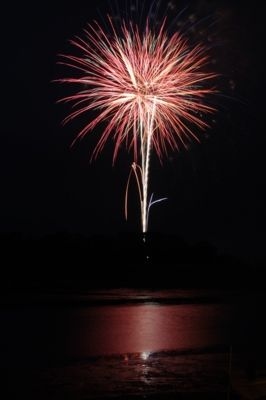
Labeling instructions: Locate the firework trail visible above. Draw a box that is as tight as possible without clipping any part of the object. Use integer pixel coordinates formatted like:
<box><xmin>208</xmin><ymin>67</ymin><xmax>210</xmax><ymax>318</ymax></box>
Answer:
<box><xmin>57</xmin><ymin>13</ymin><xmax>217</xmax><ymax>232</ymax></box>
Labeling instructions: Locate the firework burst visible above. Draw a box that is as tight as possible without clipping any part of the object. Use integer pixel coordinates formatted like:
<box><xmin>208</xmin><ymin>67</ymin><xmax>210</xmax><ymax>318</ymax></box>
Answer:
<box><xmin>57</xmin><ymin>13</ymin><xmax>217</xmax><ymax>232</ymax></box>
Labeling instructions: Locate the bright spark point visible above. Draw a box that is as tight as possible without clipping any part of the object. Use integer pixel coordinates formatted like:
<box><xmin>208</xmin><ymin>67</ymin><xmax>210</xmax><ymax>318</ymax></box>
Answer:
<box><xmin>141</xmin><ymin>351</ymin><xmax>150</xmax><ymax>360</ymax></box>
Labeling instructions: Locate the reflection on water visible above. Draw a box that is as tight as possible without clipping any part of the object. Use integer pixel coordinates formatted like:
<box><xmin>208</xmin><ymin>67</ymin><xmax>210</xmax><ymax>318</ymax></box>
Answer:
<box><xmin>1</xmin><ymin>289</ymin><xmax>242</xmax><ymax>398</ymax></box>
<box><xmin>69</xmin><ymin>303</ymin><xmax>232</xmax><ymax>358</ymax></box>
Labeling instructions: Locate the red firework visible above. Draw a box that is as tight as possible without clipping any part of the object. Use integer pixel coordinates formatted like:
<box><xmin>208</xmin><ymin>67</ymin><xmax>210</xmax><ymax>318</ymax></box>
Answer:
<box><xmin>57</xmin><ymin>16</ymin><xmax>217</xmax><ymax>232</ymax></box>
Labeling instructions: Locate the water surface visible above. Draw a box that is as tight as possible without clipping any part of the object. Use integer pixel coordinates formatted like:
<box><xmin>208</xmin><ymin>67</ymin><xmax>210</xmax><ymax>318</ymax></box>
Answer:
<box><xmin>1</xmin><ymin>288</ymin><xmax>263</xmax><ymax>399</ymax></box>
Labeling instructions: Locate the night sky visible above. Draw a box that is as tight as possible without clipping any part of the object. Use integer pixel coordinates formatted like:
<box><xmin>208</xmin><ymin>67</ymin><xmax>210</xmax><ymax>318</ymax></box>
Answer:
<box><xmin>1</xmin><ymin>0</ymin><xmax>265</xmax><ymax>264</ymax></box>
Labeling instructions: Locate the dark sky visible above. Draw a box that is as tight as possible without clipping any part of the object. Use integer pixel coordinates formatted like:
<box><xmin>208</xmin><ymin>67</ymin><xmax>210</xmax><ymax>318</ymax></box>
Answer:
<box><xmin>1</xmin><ymin>0</ymin><xmax>265</xmax><ymax>263</ymax></box>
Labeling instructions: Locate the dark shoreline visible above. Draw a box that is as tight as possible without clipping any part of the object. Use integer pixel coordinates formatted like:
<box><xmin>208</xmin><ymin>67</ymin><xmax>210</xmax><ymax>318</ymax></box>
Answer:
<box><xmin>0</xmin><ymin>293</ymin><xmax>235</xmax><ymax>308</ymax></box>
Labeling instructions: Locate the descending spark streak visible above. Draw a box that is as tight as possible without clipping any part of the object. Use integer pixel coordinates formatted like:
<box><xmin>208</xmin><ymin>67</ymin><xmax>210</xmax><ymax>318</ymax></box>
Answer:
<box><xmin>142</xmin><ymin>97</ymin><xmax>157</xmax><ymax>232</ymax></box>
<box><xmin>147</xmin><ymin>194</ymin><xmax>168</xmax><ymax>230</ymax></box>
<box><xmin>57</xmin><ymin>15</ymin><xmax>217</xmax><ymax>232</ymax></box>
